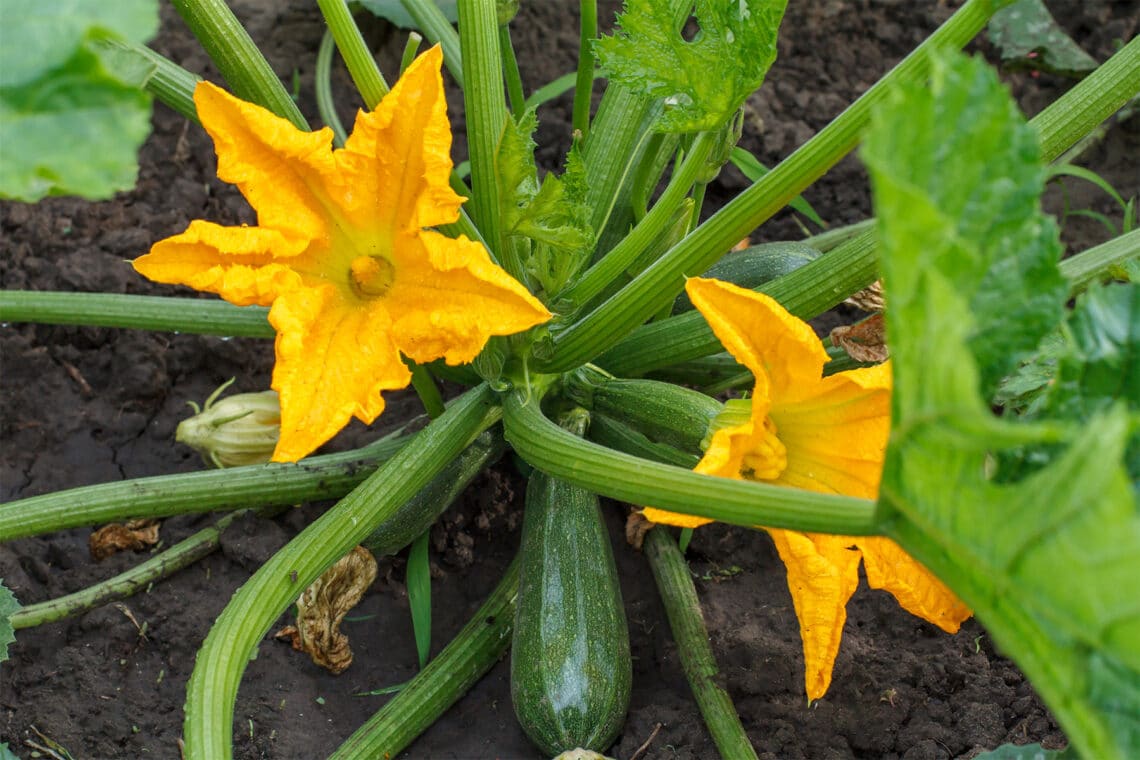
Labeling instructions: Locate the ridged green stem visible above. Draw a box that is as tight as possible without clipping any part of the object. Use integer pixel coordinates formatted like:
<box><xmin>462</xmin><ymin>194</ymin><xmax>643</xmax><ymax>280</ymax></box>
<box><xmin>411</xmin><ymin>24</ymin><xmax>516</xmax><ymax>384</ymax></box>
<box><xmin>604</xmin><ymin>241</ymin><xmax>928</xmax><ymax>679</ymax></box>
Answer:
<box><xmin>400</xmin><ymin>0</ymin><xmax>465</xmax><ymax>88</ymax></box>
<box><xmin>328</xmin><ymin>557</ymin><xmax>519</xmax><ymax>759</ymax></box>
<box><xmin>555</xmin><ymin>130</ymin><xmax>718</xmax><ymax>314</ymax></box>
<box><xmin>580</xmin><ymin>0</ymin><xmax>688</xmax><ymax>245</ymax></box>
<box><xmin>0</xmin><ymin>291</ymin><xmax>272</xmax><ymax>338</ymax></box>
<box><xmin>1031</xmin><ymin>35</ymin><xmax>1139</xmax><ymax>165</ymax></box>
<box><xmin>169</xmin><ymin>0</ymin><xmax>307</xmax><ymax>129</ymax></box>
<box><xmin>315</xmin><ymin>29</ymin><xmax>348</xmax><ymax>146</ymax></box>
<box><xmin>0</xmin><ymin>427</ymin><xmax>415</xmax><ymax>541</ymax></box>
<box><xmin>644</xmin><ymin>528</ymin><xmax>759</xmax><ymax>760</ymax></box>
<box><xmin>502</xmin><ymin>392</ymin><xmax>876</xmax><ymax>535</ymax></box>
<box><xmin>99</xmin><ymin>39</ymin><xmax>202</xmax><ymax>123</ymax></box>
<box><xmin>573</xmin><ymin>0</ymin><xmax>597</xmax><ymax>137</ymax></box>
<box><xmin>535</xmin><ymin>0</ymin><xmax>1009</xmax><ymax>374</ymax></box>
<box><xmin>11</xmin><ymin>511</ymin><xmax>246</xmax><ymax>629</ymax></box>
<box><xmin>182</xmin><ymin>385</ymin><xmax>499</xmax><ymax>759</ymax></box>
<box><xmin>317</xmin><ymin>0</ymin><xmax>389</xmax><ymax>108</ymax></box>
<box><xmin>458</xmin><ymin>0</ymin><xmax>512</xmax><ymax>273</ymax></box>
<box><xmin>1059</xmin><ymin>228</ymin><xmax>1140</xmax><ymax>290</ymax></box>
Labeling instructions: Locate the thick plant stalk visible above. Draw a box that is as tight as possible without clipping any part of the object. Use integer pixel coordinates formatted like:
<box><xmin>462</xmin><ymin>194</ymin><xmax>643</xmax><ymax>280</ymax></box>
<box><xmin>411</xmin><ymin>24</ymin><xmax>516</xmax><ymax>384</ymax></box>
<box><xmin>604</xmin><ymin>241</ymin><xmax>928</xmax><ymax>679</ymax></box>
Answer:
<box><xmin>502</xmin><ymin>391</ymin><xmax>876</xmax><ymax>536</ymax></box>
<box><xmin>457</xmin><ymin>0</ymin><xmax>508</xmax><ymax>264</ymax></box>
<box><xmin>328</xmin><ymin>557</ymin><xmax>519</xmax><ymax>759</ymax></box>
<box><xmin>182</xmin><ymin>385</ymin><xmax>499</xmax><ymax>759</ymax></box>
<box><xmin>0</xmin><ymin>292</ymin><xmax>272</xmax><ymax>338</ymax></box>
<box><xmin>98</xmin><ymin>38</ymin><xmax>202</xmax><ymax>123</ymax></box>
<box><xmin>169</xmin><ymin>0</ymin><xmax>307</xmax><ymax>129</ymax></box>
<box><xmin>11</xmin><ymin>511</ymin><xmax>246</xmax><ymax>629</ymax></box>
<box><xmin>0</xmin><ymin>427</ymin><xmax>413</xmax><ymax>541</ymax></box>
<box><xmin>644</xmin><ymin>527</ymin><xmax>758</xmax><ymax>760</ymax></box>
<box><xmin>317</xmin><ymin>0</ymin><xmax>389</xmax><ymax>109</ymax></box>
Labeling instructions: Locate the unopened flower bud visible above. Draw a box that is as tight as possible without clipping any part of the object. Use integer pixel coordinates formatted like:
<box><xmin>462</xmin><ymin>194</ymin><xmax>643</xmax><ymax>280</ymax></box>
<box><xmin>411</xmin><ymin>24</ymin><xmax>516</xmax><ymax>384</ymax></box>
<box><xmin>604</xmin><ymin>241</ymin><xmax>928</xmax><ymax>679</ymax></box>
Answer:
<box><xmin>176</xmin><ymin>380</ymin><xmax>280</xmax><ymax>468</ymax></box>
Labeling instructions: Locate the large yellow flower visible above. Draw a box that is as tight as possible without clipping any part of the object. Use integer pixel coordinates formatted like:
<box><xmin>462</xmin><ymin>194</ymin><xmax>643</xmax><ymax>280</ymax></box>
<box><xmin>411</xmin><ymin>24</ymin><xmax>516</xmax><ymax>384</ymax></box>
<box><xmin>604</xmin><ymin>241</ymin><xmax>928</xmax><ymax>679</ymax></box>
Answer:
<box><xmin>644</xmin><ymin>277</ymin><xmax>970</xmax><ymax>701</ymax></box>
<box><xmin>134</xmin><ymin>47</ymin><xmax>551</xmax><ymax>462</ymax></box>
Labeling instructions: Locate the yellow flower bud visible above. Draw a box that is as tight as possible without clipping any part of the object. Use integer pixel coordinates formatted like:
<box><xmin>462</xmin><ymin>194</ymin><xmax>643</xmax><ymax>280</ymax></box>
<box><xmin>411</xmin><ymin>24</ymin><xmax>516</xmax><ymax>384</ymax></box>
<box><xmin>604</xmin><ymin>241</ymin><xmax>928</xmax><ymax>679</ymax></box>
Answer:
<box><xmin>176</xmin><ymin>379</ymin><xmax>281</xmax><ymax>468</ymax></box>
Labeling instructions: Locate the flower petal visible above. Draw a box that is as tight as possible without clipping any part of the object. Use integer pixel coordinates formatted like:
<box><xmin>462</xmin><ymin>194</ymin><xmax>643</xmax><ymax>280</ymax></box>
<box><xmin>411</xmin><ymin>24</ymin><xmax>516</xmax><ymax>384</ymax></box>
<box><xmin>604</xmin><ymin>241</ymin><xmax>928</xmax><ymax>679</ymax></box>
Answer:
<box><xmin>385</xmin><ymin>230</ymin><xmax>551</xmax><ymax>365</ymax></box>
<box><xmin>133</xmin><ymin>220</ymin><xmax>307</xmax><ymax>307</ymax></box>
<box><xmin>194</xmin><ymin>82</ymin><xmax>343</xmax><ymax>244</ymax></box>
<box><xmin>686</xmin><ymin>277</ymin><xmax>830</xmax><ymax>400</ymax></box>
<box><xmin>338</xmin><ymin>46</ymin><xmax>464</xmax><ymax>235</ymax></box>
<box><xmin>268</xmin><ymin>284</ymin><xmax>411</xmax><ymax>462</ymax></box>
<box><xmin>768</xmin><ymin>530</ymin><xmax>862</xmax><ymax>702</ymax></box>
<box><xmin>772</xmin><ymin>362</ymin><xmax>892</xmax><ymax>499</ymax></box>
<box><xmin>859</xmin><ymin>537</ymin><xmax>972</xmax><ymax>633</ymax></box>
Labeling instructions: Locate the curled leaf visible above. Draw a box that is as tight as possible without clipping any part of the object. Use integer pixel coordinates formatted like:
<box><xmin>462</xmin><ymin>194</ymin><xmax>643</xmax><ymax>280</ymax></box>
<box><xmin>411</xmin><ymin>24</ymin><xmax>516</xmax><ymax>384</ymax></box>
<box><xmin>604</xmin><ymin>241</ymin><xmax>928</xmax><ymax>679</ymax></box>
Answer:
<box><xmin>89</xmin><ymin>519</ymin><xmax>159</xmax><ymax>560</ymax></box>
<box><xmin>277</xmin><ymin>546</ymin><xmax>377</xmax><ymax>674</ymax></box>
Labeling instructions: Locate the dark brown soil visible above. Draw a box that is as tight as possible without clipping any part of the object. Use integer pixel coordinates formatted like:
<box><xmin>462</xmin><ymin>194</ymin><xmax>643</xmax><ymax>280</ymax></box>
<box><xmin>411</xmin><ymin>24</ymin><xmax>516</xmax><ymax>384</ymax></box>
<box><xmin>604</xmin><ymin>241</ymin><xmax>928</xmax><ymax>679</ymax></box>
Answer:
<box><xmin>2</xmin><ymin>2</ymin><xmax>1137</xmax><ymax>759</ymax></box>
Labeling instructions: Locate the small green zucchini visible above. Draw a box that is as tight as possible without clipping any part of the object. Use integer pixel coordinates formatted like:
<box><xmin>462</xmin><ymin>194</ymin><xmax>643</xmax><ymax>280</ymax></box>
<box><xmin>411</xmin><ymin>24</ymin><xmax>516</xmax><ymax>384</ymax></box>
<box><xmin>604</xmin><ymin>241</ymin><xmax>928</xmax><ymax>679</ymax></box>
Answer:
<box><xmin>566</xmin><ymin>365</ymin><xmax>722</xmax><ymax>456</ymax></box>
<box><xmin>511</xmin><ymin>455</ymin><xmax>632</xmax><ymax>755</ymax></box>
<box><xmin>361</xmin><ymin>428</ymin><xmax>506</xmax><ymax>556</ymax></box>
<box><xmin>672</xmin><ymin>240</ymin><xmax>820</xmax><ymax>313</ymax></box>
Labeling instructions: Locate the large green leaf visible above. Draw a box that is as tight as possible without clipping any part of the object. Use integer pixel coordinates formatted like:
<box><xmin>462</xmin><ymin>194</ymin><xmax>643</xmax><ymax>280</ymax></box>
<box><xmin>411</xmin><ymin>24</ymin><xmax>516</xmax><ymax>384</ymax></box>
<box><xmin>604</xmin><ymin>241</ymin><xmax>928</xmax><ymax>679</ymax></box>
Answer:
<box><xmin>594</xmin><ymin>0</ymin><xmax>788</xmax><ymax>133</ymax></box>
<box><xmin>0</xmin><ymin>0</ymin><xmax>158</xmax><ymax>201</ymax></box>
<box><xmin>987</xmin><ymin>0</ymin><xmax>1098</xmax><ymax>78</ymax></box>
<box><xmin>864</xmin><ymin>51</ymin><xmax>1140</xmax><ymax>760</ymax></box>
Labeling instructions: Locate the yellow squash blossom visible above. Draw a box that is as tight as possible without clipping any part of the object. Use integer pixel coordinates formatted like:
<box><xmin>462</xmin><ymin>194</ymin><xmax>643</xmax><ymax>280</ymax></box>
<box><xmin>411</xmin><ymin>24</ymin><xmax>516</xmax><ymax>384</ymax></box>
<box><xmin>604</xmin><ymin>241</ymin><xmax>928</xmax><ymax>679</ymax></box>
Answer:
<box><xmin>134</xmin><ymin>47</ymin><xmax>551</xmax><ymax>462</ymax></box>
<box><xmin>644</xmin><ymin>277</ymin><xmax>971</xmax><ymax>701</ymax></box>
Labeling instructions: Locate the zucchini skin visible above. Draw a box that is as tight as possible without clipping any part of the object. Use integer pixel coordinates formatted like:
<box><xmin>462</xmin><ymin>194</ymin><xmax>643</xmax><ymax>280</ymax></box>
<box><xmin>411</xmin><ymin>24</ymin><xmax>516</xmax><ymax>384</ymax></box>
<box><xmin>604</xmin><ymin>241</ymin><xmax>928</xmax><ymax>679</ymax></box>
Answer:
<box><xmin>361</xmin><ymin>429</ymin><xmax>506</xmax><ymax>556</ymax></box>
<box><xmin>511</xmin><ymin>470</ymin><xmax>632</xmax><ymax>755</ymax></box>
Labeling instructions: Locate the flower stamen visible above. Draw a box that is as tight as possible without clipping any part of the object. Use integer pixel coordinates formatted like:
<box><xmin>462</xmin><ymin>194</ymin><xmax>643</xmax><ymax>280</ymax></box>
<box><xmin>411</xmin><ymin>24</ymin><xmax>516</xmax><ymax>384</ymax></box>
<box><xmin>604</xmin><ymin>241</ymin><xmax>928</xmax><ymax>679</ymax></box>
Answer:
<box><xmin>349</xmin><ymin>255</ymin><xmax>395</xmax><ymax>298</ymax></box>
<box><xmin>740</xmin><ymin>417</ymin><xmax>787</xmax><ymax>481</ymax></box>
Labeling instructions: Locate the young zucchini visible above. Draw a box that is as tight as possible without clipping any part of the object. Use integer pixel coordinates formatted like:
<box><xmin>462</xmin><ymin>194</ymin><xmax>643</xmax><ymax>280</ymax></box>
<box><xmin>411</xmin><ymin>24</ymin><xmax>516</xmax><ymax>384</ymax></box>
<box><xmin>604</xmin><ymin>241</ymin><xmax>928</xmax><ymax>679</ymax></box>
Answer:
<box><xmin>511</xmin><ymin>466</ymin><xmax>631</xmax><ymax>755</ymax></box>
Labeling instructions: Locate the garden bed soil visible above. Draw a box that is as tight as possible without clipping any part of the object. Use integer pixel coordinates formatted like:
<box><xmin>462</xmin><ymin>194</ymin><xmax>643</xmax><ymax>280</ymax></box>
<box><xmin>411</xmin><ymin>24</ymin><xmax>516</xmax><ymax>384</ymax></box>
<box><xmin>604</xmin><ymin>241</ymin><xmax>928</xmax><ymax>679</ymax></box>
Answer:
<box><xmin>2</xmin><ymin>2</ymin><xmax>1137</xmax><ymax>758</ymax></box>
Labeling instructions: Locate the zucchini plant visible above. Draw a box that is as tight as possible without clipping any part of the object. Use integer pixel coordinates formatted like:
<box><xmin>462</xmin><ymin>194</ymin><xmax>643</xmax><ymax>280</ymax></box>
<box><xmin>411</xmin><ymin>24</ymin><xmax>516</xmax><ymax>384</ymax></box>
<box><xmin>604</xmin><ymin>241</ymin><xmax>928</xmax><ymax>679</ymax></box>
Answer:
<box><xmin>1</xmin><ymin>1</ymin><xmax>1138</xmax><ymax>758</ymax></box>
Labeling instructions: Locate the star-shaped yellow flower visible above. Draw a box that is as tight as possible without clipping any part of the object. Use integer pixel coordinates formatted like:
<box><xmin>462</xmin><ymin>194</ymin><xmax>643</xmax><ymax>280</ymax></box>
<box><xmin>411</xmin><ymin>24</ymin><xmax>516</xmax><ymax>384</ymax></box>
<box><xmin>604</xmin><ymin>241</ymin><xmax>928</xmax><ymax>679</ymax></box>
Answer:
<box><xmin>644</xmin><ymin>277</ymin><xmax>971</xmax><ymax>701</ymax></box>
<box><xmin>134</xmin><ymin>47</ymin><xmax>551</xmax><ymax>462</ymax></box>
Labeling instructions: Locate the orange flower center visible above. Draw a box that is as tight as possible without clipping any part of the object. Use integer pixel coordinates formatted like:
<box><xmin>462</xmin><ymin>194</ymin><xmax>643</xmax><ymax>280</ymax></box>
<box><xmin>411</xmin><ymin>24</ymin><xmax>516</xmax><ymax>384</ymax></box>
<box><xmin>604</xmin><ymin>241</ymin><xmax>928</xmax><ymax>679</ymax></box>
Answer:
<box><xmin>349</xmin><ymin>255</ymin><xmax>395</xmax><ymax>298</ymax></box>
<box><xmin>740</xmin><ymin>417</ymin><xmax>788</xmax><ymax>481</ymax></box>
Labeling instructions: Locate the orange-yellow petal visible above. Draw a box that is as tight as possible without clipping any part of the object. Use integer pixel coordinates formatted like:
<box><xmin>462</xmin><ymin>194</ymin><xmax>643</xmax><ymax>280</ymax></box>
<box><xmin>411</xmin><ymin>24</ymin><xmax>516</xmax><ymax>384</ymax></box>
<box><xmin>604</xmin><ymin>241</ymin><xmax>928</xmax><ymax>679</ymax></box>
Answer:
<box><xmin>267</xmin><ymin>285</ymin><xmax>411</xmax><ymax>462</ymax></box>
<box><xmin>194</xmin><ymin>82</ymin><xmax>344</xmax><ymax>244</ymax></box>
<box><xmin>771</xmin><ymin>362</ymin><xmax>892</xmax><ymax>499</ymax></box>
<box><xmin>133</xmin><ymin>220</ymin><xmax>307</xmax><ymax>307</ymax></box>
<box><xmin>338</xmin><ymin>46</ymin><xmax>464</xmax><ymax>235</ymax></box>
<box><xmin>858</xmin><ymin>537</ymin><xmax>972</xmax><ymax>633</ymax></box>
<box><xmin>686</xmin><ymin>277</ymin><xmax>830</xmax><ymax>401</ymax></box>
<box><xmin>767</xmin><ymin>530</ymin><xmax>862</xmax><ymax>702</ymax></box>
<box><xmin>385</xmin><ymin>230</ymin><xmax>551</xmax><ymax>365</ymax></box>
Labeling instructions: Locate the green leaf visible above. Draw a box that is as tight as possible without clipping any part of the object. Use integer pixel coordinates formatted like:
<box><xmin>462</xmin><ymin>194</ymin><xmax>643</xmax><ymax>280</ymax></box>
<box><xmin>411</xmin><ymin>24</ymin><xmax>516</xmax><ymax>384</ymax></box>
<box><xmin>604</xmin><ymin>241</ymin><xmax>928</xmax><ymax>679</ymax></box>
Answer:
<box><xmin>356</xmin><ymin>0</ymin><xmax>458</xmax><ymax>30</ymax></box>
<box><xmin>864</xmin><ymin>45</ymin><xmax>1068</xmax><ymax>399</ymax></box>
<box><xmin>865</xmin><ymin>51</ymin><xmax>1140</xmax><ymax>760</ymax></box>
<box><xmin>971</xmin><ymin>743</ymin><xmax>1078</xmax><ymax>760</ymax></box>
<box><xmin>407</xmin><ymin>530</ymin><xmax>431</xmax><ymax>670</ymax></box>
<box><xmin>497</xmin><ymin>110</ymin><xmax>594</xmax><ymax>296</ymax></box>
<box><xmin>594</xmin><ymin>0</ymin><xmax>788</xmax><ymax>133</ymax></box>
<box><xmin>0</xmin><ymin>578</ymin><xmax>18</xmax><ymax>663</ymax></box>
<box><xmin>0</xmin><ymin>0</ymin><xmax>158</xmax><ymax>201</ymax></box>
<box><xmin>0</xmin><ymin>742</ymin><xmax>21</xmax><ymax>760</ymax></box>
<box><xmin>987</xmin><ymin>0</ymin><xmax>1098</xmax><ymax>78</ymax></box>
